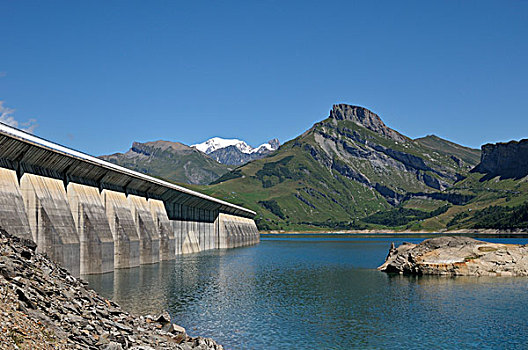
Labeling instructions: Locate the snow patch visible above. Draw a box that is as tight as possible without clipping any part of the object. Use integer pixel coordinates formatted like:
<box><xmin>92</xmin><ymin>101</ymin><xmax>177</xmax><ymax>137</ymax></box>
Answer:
<box><xmin>192</xmin><ymin>137</ymin><xmax>278</xmax><ymax>154</ymax></box>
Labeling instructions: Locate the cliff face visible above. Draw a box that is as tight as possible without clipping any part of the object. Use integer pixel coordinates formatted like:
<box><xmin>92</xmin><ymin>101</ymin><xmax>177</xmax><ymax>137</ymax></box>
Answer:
<box><xmin>330</xmin><ymin>104</ymin><xmax>406</xmax><ymax>142</ymax></box>
<box><xmin>473</xmin><ymin>139</ymin><xmax>528</xmax><ymax>179</ymax></box>
<box><xmin>295</xmin><ymin>105</ymin><xmax>478</xmax><ymax>203</ymax></box>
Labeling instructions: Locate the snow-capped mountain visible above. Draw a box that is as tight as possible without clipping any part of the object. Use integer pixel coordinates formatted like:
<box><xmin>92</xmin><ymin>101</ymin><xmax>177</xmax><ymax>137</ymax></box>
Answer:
<box><xmin>192</xmin><ymin>137</ymin><xmax>280</xmax><ymax>165</ymax></box>
<box><xmin>192</xmin><ymin>137</ymin><xmax>278</xmax><ymax>155</ymax></box>
<box><xmin>192</xmin><ymin>137</ymin><xmax>252</xmax><ymax>154</ymax></box>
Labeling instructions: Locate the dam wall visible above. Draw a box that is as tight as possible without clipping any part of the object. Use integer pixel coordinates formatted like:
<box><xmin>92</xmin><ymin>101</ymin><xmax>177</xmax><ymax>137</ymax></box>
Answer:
<box><xmin>0</xmin><ymin>173</ymin><xmax>259</xmax><ymax>276</ymax></box>
<box><xmin>20</xmin><ymin>173</ymin><xmax>81</xmax><ymax>276</ymax></box>
<box><xmin>169</xmin><ymin>204</ymin><xmax>217</xmax><ymax>254</ymax></box>
<box><xmin>0</xmin><ymin>122</ymin><xmax>259</xmax><ymax>276</ymax></box>
<box><xmin>67</xmin><ymin>183</ymin><xmax>114</xmax><ymax>275</ymax></box>
<box><xmin>217</xmin><ymin>213</ymin><xmax>260</xmax><ymax>249</ymax></box>
<box><xmin>102</xmin><ymin>190</ymin><xmax>141</xmax><ymax>269</ymax></box>
<box><xmin>0</xmin><ymin>168</ymin><xmax>32</xmax><ymax>241</ymax></box>
<box><xmin>149</xmin><ymin>199</ymin><xmax>176</xmax><ymax>261</ymax></box>
<box><xmin>128</xmin><ymin>195</ymin><xmax>160</xmax><ymax>265</ymax></box>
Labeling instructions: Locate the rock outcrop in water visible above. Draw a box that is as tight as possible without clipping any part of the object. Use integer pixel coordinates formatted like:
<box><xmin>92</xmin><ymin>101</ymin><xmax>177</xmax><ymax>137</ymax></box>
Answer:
<box><xmin>0</xmin><ymin>229</ymin><xmax>223</xmax><ymax>349</ymax></box>
<box><xmin>378</xmin><ymin>236</ymin><xmax>528</xmax><ymax>276</ymax></box>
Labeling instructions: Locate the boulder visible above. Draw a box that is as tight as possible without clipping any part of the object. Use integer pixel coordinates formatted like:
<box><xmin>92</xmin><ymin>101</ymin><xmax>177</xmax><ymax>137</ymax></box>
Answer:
<box><xmin>378</xmin><ymin>236</ymin><xmax>528</xmax><ymax>276</ymax></box>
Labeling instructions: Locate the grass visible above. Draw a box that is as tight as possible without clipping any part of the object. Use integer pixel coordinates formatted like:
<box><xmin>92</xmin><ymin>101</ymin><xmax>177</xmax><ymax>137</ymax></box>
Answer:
<box><xmin>199</xmin><ymin>115</ymin><xmax>484</xmax><ymax>231</ymax></box>
<box><xmin>178</xmin><ymin>110</ymin><xmax>527</xmax><ymax>232</ymax></box>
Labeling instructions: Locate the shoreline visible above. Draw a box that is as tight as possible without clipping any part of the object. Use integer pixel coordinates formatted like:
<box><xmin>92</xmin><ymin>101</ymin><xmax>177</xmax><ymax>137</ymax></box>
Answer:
<box><xmin>260</xmin><ymin>229</ymin><xmax>528</xmax><ymax>235</ymax></box>
<box><xmin>0</xmin><ymin>229</ymin><xmax>223</xmax><ymax>350</ymax></box>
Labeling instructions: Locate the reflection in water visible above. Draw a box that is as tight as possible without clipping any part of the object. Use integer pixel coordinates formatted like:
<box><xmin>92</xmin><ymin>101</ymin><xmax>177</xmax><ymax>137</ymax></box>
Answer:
<box><xmin>85</xmin><ymin>237</ymin><xmax>528</xmax><ymax>350</ymax></box>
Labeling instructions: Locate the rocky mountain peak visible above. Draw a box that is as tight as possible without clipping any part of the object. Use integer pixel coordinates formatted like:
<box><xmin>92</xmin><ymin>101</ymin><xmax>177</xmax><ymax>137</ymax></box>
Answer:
<box><xmin>330</xmin><ymin>104</ymin><xmax>383</xmax><ymax>125</ymax></box>
<box><xmin>192</xmin><ymin>137</ymin><xmax>280</xmax><ymax>166</ymax></box>
<box><xmin>267</xmin><ymin>138</ymin><xmax>280</xmax><ymax>150</ymax></box>
<box><xmin>192</xmin><ymin>137</ymin><xmax>252</xmax><ymax>154</ymax></box>
<box><xmin>192</xmin><ymin>137</ymin><xmax>279</xmax><ymax>155</ymax></box>
<box><xmin>330</xmin><ymin>104</ymin><xmax>406</xmax><ymax>142</ymax></box>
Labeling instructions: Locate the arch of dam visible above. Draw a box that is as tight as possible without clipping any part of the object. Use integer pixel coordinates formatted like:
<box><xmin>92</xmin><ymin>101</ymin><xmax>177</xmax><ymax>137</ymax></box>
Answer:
<box><xmin>0</xmin><ymin>123</ymin><xmax>259</xmax><ymax>276</ymax></box>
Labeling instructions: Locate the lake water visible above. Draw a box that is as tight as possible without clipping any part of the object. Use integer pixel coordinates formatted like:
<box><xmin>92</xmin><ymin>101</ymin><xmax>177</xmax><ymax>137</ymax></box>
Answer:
<box><xmin>85</xmin><ymin>235</ymin><xmax>528</xmax><ymax>349</ymax></box>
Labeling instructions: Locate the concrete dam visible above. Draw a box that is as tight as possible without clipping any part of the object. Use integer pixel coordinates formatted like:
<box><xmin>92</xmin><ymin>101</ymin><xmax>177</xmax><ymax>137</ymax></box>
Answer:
<box><xmin>0</xmin><ymin>123</ymin><xmax>259</xmax><ymax>276</ymax></box>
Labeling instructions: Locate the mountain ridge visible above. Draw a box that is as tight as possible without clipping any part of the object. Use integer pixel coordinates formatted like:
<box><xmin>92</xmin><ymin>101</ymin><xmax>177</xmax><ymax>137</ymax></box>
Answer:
<box><xmin>99</xmin><ymin>140</ymin><xmax>231</xmax><ymax>185</ymax></box>
<box><xmin>99</xmin><ymin>103</ymin><xmax>528</xmax><ymax>232</ymax></box>
<box><xmin>192</xmin><ymin>137</ymin><xmax>280</xmax><ymax>166</ymax></box>
<box><xmin>199</xmin><ymin>104</ymin><xmax>482</xmax><ymax>230</ymax></box>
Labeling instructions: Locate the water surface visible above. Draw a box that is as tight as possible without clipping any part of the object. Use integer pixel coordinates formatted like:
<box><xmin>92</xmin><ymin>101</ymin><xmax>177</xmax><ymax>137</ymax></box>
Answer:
<box><xmin>85</xmin><ymin>236</ymin><xmax>528</xmax><ymax>349</ymax></box>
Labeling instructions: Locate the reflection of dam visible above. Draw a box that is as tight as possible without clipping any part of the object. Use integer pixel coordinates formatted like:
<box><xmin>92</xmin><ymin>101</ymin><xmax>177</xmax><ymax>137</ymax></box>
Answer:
<box><xmin>0</xmin><ymin>123</ymin><xmax>259</xmax><ymax>276</ymax></box>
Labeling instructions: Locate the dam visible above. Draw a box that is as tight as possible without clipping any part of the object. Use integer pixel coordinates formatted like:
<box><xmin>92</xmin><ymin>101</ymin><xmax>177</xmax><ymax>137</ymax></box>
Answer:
<box><xmin>0</xmin><ymin>123</ymin><xmax>259</xmax><ymax>276</ymax></box>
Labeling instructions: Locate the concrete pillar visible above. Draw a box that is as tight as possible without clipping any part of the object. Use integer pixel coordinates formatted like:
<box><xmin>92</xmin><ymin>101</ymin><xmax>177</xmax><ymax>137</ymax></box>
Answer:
<box><xmin>193</xmin><ymin>208</ymin><xmax>199</xmax><ymax>251</ymax></box>
<box><xmin>240</xmin><ymin>217</ymin><xmax>246</xmax><ymax>246</ymax></box>
<box><xmin>213</xmin><ymin>210</ymin><xmax>220</xmax><ymax>249</ymax></box>
<box><xmin>149</xmin><ymin>199</ymin><xmax>175</xmax><ymax>261</ymax></box>
<box><xmin>233</xmin><ymin>219</ymin><xmax>238</xmax><ymax>247</ymax></box>
<box><xmin>243</xmin><ymin>218</ymin><xmax>249</xmax><ymax>246</ymax></box>
<box><xmin>228</xmin><ymin>214</ymin><xmax>234</xmax><ymax>248</ymax></box>
<box><xmin>217</xmin><ymin>213</ymin><xmax>227</xmax><ymax>249</ymax></box>
<box><xmin>20</xmin><ymin>174</ymin><xmax>80</xmax><ymax>276</ymax></box>
<box><xmin>173</xmin><ymin>218</ymin><xmax>182</xmax><ymax>255</ymax></box>
<box><xmin>170</xmin><ymin>203</ymin><xmax>182</xmax><ymax>256</ymax></box>
<box><xmin>207</xmin><ymin>211</ymin><xmax>213</xmax><ymax>250</ymax></box>
<box><xmin>178</xmin><ymin>205</ymin><xmax>199</xmax><ymax>254</ymax></box>
<box><xmin>176</xmin><ymin>205</ymin><xmax>183</xmax><ymax>255</ymax></box>
<box><xmin>102</xmin><ymin>190</ymin><xmax>140</xmax><ymax>269</ymax></box>
<box><xmin>67</xmin><ymin>183</ymin><xmax>114</xmax><ymax>275</ymax></box>
<box><xmin>253</xmin><ymin>219</ymin><xmax>260</xmax><ymax>244</ymax></box>
<box><xmin>207</xmin><ymin>210</ymin><xmax>216</xmax><ymax>249</ymax></box>
<box><xmin>0</xmin><ymin>168</ymin><xmax>32</xmax><ymax>240</ymax></box>
<box><xmin>244</xmin><ymin>218</ymin><xmax>251</xmax><ymax>246</ymax></box>
<box><xmin>249</xmin><ymin>220</ymin><xmax>255</xmax><ymax>245</ymax></box>
<box><xmin>205</xmin><ymin>210</ymin><xmax>212</xmax><ymax>251</ymax></box>
<box><xmin>128</xmin><ymin>195</ymin><xmax>160</xmax><ymax>265</ymax></box>
<box><xmin>199</xmin><ymin>209</ymin><xmax>205</xmax><ymax>251</ymax></box>
<box><xmin>216</xmin><ymin>213</ymin><xmax>259</xmax><ymax>249</ymax></box>
<box><xmin>181</xmin><ymin>228</ymin><xmax>200</xmax><ymax>254</ymax></box>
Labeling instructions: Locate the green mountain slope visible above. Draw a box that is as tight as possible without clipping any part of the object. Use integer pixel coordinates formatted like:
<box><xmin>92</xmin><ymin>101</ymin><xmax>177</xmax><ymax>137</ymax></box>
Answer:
<box><xmin>415</xmin><ymin>135</ymin><xmax>481</xmax><ymax>165</ymax></box>
<box><xmin>199</xmin><ymin>104</ymin><xmax>481</xmax><ymax>230</ymax></box>
<box><xmin>401</xmin><ymin>172</ymin><xmax>528</xmax><ymax>232</ymax></box>
<box><xmin>100</xmin><ymin>140</ymin><xmax>231</xmax><ymax>185</ymax></box>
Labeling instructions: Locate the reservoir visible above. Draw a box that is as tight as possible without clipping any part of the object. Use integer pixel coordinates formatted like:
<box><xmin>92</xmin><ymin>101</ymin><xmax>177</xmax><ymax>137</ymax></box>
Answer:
<box><xmin>85</xmin><ymin>235</ymin><xmax>528</xmax><ymax>349</ymax></box>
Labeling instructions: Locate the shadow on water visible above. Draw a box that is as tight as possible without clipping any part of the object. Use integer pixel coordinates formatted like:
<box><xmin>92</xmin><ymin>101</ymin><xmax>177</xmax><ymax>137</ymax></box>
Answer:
<box><xmin>84</xmin><ymin>237</ymin><xmax>528</xmax><ymax>350</ymax></box>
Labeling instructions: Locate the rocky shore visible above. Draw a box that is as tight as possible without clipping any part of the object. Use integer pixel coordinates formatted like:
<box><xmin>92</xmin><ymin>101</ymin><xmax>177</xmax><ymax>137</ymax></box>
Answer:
<box><xmin>262</xmin><ymin>228</ymin><xmax>528</xmax><ymax>234</ymax></box>
<box><xmin>378</xmin><ymin>236</ymin><xmax>528</xmax><ymax>276</ymax></box>
<box><xmin>0</xmin><ymin>229</ymin><xmax>223</xmax><ymax>350</ymax></box>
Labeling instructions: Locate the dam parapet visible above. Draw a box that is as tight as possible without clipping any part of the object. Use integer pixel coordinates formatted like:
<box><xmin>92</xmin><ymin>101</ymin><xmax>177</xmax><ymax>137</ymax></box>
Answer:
<box><xmin>0</xmin><ymin>123</ymin><xmax>259</xmax><ymax>276</ymax></box>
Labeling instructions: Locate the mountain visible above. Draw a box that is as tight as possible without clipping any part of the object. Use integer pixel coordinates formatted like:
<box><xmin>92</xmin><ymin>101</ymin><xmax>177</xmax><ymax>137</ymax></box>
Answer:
<box><xmin>472</xmin><ymin>139</ymin><xmax>528</xmax><ymax>180</ymax></box>
<box><xmin>414</xmin><ymin>138</ymin><xmax>528</xmax><ymax>232</ymax></box>
<box><xmin>198</xmin><ymin>104</ymin><xmax>482</xmax><ymax>231</ymax></box>
<box><xmin>414</xmin><ymin>135</ymin><xmax>481</xmax><ymax>166</ymax></box>
<box><xmin>100</xmin><ymin>140</ymin><xmax>231</xmax><ymax>185</ymax></box>
<box><xmin>192</xmin><ymin>137</ymin><xmax>280</xmax><ymax>165</ymax></box>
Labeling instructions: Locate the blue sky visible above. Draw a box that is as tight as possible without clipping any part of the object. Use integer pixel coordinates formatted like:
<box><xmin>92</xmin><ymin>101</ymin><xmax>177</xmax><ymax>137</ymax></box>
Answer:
<box><xmin>0</xmin><ymin>1</ymin><xmax>527</xmax><ymax>155</ymax></box>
